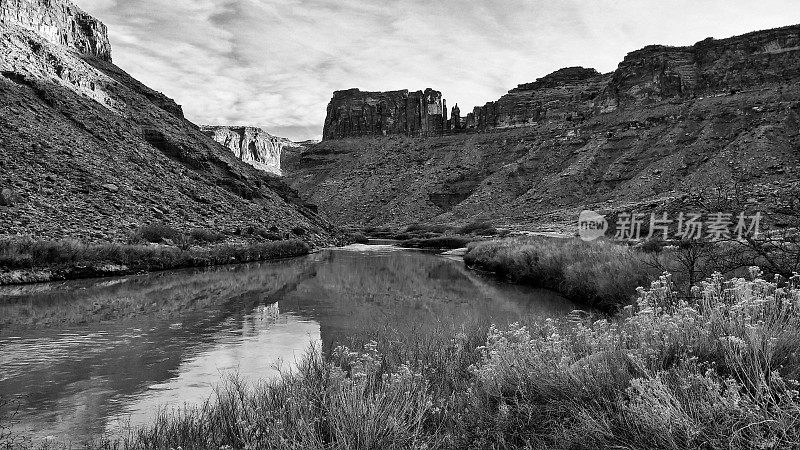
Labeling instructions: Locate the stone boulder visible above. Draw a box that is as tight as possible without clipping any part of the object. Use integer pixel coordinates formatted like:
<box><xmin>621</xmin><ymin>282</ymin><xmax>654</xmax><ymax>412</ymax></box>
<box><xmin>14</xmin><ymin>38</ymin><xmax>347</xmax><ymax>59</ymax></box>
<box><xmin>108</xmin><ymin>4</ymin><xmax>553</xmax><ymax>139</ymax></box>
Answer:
<box><xmin>0</xmin><ymin>188</ymin><xmax>15</xmax><ymax>206</ymax></box>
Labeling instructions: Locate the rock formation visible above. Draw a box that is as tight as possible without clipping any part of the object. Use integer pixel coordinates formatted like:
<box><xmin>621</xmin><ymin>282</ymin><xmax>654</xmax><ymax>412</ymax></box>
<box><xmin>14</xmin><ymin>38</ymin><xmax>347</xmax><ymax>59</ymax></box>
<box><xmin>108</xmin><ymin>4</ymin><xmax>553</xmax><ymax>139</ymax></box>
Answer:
<box><xmin>0</xmin><ymin>0</ymin><xmax>112</xmax><ymax>61</ymax></box>
<box><xmin>0</xmin><ymin>0</ymin><xmax>335</xmax><ymax>245</ymax></box>
<box><xmin>322</xmin><ymin>88</ymin><xmax>446</xmax><ymax>140</ymax></box>
<box><xmin>202</xmin><ymin>126</ymin><xmax>303</xmax><ymax>176</ymax></box>
<box><xmin>466</xmin><ymin>67</ymin><xmax>608</xmax><ymax>130</ymax></box>
<box><xmin>321</xmin><ymin>25</ymin><xmax>800</xmax><ymax>139</ymax></box>
<box><xmin>601</xmin><ymin>25</ymin><xmax>800</xmax><ymax>110</ymax></box>
<box><xmin>288</xmin><ymin>24</ymin><xmax>800</xmax><ymax>228</ymax></box>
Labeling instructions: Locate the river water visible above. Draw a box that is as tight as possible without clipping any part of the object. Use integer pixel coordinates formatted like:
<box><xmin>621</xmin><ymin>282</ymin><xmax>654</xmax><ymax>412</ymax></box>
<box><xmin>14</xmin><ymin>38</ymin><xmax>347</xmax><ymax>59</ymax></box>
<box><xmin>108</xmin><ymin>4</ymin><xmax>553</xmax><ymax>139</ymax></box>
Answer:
<box><xmin>0</xmin><ymin>244</ymin><xmax>577</xmax><ymax>445</ymax></box>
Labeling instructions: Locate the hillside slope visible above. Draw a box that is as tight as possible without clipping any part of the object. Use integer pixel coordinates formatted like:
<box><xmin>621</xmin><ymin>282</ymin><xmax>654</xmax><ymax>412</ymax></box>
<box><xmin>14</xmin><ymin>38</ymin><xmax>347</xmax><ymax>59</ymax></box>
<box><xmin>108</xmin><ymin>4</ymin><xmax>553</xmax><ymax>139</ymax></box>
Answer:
<box><xmin>285</xmin><ymin>25</ymin><xmax>800</xmax><ymax>230</ymax></box>
<box><xmin>0</xmin><ymin>1</ymin><xmax>335</xmax><ymax>245</ymax></box>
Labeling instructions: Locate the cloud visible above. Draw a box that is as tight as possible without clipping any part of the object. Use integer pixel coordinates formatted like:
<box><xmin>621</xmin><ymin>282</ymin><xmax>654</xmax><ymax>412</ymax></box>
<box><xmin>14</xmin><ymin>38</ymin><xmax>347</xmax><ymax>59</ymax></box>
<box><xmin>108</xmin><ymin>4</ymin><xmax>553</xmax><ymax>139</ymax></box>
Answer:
<box><xmin>77</xmin><ymin>0</ymin><xmax>800</xmax><ymax>141</ymax></box>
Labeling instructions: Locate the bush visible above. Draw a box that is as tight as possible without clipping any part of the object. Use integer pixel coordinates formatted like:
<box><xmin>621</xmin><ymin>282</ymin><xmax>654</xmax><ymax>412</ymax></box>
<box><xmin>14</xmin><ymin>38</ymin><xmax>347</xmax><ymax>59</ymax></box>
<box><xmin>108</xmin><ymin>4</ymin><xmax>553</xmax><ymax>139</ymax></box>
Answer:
<box><xmin>640</xmin><ymin>236</ymin><xmax>664</xmax><ymax>253</ymax></box>
<box><xmin>399</xmin><ymin>236</ymin><xmax>471</xmax><ymax>250</ymax></box>
<box><xmin>135</xmin><ymin>223</ymin><xmax>181</xmax><ymax>243</ymax></box>
<box><xmin>405</xmin><ymin>223</ymin><xmax>452</xmax><ymax>235</ymax></box>
<box><xmin>189</xmin><ymin>228</ymin><xmax>225</xmax><ymax>244</ymax></box>
<box><xmin>458</xmin><ymin>221</ymin><xmax>498</xmax><ymax>236</ymax></box>
<box><xmin>291</xmin><ymin>227</ymin><xmax>307</xmax><ymax>236</ymax></box>
<box><xmin>348</xmin><ymin>232</ymin><xmax>370</xmax><ymax>244</ymax></box>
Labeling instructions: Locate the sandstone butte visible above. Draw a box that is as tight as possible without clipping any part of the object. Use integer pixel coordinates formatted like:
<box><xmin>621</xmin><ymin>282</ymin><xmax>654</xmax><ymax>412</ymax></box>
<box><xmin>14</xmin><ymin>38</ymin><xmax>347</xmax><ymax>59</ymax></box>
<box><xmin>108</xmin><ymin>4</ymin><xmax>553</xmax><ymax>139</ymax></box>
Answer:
<box><xmin>0</xmin><ymin>0</ymin><xmax>336</xmax><ymax>245</ymax></box>
<box><xmin>285</xmin><ymin>25</ymin><xmax>800</xmax><ymax>230</ymax></box>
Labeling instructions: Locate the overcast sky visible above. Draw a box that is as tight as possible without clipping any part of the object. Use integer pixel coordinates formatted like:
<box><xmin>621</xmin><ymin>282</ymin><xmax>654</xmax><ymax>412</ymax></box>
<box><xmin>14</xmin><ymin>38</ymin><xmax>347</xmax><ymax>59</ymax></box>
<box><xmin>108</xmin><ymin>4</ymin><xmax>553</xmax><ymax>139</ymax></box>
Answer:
<box><xmin>79</xmin><ymin>0</ymin><xmax>799</xmax><ymax>141</ymax></box>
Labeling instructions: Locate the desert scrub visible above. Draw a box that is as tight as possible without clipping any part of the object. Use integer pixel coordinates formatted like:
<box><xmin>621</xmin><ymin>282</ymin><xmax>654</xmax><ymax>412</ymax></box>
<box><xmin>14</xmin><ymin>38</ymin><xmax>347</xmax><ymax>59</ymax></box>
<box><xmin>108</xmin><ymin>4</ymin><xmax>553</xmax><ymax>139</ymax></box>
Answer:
<box><xmin>465</xmin><ymin>236</ymin><xmax>657</xmax><ymax>310</ymax></box>
<box><xmin>467</xmin><ymin>270</ymin><xmax>800</xmax><ymax>449</ymax></box>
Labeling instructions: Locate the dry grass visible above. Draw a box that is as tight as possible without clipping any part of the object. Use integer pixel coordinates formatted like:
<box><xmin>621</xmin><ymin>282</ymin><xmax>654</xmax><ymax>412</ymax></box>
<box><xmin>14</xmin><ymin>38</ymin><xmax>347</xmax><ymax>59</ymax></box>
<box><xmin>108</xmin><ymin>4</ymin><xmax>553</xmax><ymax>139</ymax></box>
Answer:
<box><xmin>465</xmin><ymin>236</ymin><xmax>657</xmax><ymax>310</ymax></box>
<box><xmin>0</xmin><ymin>239</ymin><xmax>311</xmax><ymax>279</ymax></box>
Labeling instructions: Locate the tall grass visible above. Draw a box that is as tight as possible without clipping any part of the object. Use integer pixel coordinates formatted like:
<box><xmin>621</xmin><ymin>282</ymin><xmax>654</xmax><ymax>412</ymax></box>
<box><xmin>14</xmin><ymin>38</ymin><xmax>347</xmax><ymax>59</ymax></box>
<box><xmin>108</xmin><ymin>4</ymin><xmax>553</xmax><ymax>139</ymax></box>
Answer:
<box><xmin>0</xmin><ymin>239</ymin><xmax>311</xmax><ymax>283</ymax></box>
<box><xmin>465</xmin><ymin>236</ymin><xmax>657</xmax><ymax>310</ymax></box>
<box><xmin>56</xmin><ymin>270</ymin><xmax>800</xmax><ymax>450</ymax></box>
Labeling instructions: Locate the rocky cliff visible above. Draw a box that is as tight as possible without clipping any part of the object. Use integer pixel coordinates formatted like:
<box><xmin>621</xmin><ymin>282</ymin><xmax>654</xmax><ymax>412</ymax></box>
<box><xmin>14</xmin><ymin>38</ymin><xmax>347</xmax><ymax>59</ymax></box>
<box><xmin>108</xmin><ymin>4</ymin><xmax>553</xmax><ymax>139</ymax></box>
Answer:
<box><xmin>0</xmin><ymin>0</ymin><xmax>335</xmax><ymax>245</ymax></box>
<box><xmin>466</xmin><ymin>67</ymin><xmax>609</xmax><ymax>130</ymax></box>
<box><xmin>286</xmin><ymin>25</ymin><xmax>800</xmax><ymax>230</ymax></box>
<box><xmin>201</xmin><ymin>126</ymin><xmax>303</xmax><ymax>176</ymax></box>
<box><xmin>601</xmin><ymin>25</ymin><xmax>800</xmax><ymax>110</ymax></box>
<box><xmin>323</xmin><ymin>88</ymin><xmax>446</xmax><ymax>140</ymax></box>
<box><xmin>0</xmin><ymin>0</ymin><xmax>112</xmax><ymax>61</ymax></box>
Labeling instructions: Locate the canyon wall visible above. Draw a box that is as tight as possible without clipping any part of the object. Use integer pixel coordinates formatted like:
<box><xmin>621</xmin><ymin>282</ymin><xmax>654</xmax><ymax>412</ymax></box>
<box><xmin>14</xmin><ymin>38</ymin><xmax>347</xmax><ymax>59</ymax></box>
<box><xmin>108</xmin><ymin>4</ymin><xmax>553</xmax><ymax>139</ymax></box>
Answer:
<box><xmin>0</xmin><ymin>0</ymin><xmax>112</xmax><ymax>61</ymax></box>
<box><xmin>0</xmin><ymin>0</ymin><xmax>335</xmax><ymax>245</ymax></box>
<box><xmin>466</xmin><ymin>67</ymin><xmax>608</xmax><ymax>130</ymax></box>
<box><xmin>321</xmin><ymin>25</ymin><xmax>800</xmax><ymax>139</ymax></box>
<box><xmin>601</xmin><ymin>25</ymin><xmax>800</xmax><ymax>110</ymax></box>
<box><xmin>290</xmin><ymin>24</ymin><xmax>800</xmax><ymax>228</ymax></box>
<box><xmin>322</xmin><ymin>88</ymin><xmax>446</xmax><ymax>140</ymax></box>
<box><xmin>202</xmin><ymin>126</ymin><xmax>303</xmax><ymax>176</ymax></box>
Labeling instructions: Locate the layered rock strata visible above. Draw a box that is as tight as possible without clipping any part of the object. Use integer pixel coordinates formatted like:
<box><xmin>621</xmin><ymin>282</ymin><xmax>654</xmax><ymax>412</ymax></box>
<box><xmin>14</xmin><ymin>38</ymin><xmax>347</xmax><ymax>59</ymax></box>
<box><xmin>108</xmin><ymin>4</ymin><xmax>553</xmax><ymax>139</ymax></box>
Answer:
<box><xmin>202</xmin><ymin>126</ymin><xmax>302</xmax><ymax>176</ymax></box>
<box><xmin>322</xmin><ymin>88</ymin><xmax>446</xmax><ymax>140</ymax></box>
<box><xmin>0</xmin><ymin>0</ymin><xmax>112</xmax><ymax>61</ymax></box>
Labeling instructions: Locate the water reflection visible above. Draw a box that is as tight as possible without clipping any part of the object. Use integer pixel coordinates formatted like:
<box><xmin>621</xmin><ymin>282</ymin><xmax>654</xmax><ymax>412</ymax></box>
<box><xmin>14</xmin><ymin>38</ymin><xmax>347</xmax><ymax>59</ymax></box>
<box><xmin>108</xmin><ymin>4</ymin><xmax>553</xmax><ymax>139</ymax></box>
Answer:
<box><xmin>0</xmin><ymin>246</ymin><xmax>577</xmax><ymax>444</ymax></box>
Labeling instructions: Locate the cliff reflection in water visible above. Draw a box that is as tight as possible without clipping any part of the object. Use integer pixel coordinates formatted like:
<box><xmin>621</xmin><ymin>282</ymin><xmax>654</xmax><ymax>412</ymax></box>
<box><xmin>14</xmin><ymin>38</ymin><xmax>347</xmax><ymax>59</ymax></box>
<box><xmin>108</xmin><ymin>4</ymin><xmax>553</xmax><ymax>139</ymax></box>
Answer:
<box><xmin>0</xmin><ymin>246</ymin><xmax>577</xmax><ymax>443</ymax></box>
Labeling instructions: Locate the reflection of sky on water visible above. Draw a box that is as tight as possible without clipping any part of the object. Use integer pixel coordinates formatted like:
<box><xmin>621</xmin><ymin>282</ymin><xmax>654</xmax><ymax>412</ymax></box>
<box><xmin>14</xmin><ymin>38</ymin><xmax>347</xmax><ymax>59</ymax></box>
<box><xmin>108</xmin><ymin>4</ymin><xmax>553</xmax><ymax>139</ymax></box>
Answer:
<box><xmin>105</xmin><ymin>305</ymin><xmax>320</xmax><ymax>437</ymax></box>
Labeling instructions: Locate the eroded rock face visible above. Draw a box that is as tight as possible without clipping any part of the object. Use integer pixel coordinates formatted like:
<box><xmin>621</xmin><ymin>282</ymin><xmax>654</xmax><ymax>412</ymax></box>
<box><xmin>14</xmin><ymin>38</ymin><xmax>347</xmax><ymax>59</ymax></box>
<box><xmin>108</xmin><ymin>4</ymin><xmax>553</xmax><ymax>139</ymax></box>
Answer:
<box><xmin>201</xmin><ymin>126</ymin><xmax>303</xmax><ymax>176</ymax></box>
<box><xmin>601</xmin><ymin>25</ymin><xmax>800</xmax><ymax>110</ymax></box>
<box><xmin>323</xmin><ymin>88</ymin><xmax>446</xmax><ymax>140</ymax></box>
<box><xmin>466</xmin><ymin>66</ymin><xmax>608</xmax><ymax>130</ymax></box>
<box><xmin>289</xmin><ymin>25</ymin><xmax>800</xmax><ymax>229</ymax></box>
<box><xmin>0</xmin><ymin>0</ymin><xmax>335</xmax><ymax>245</ymax></box>
<box><xmin>0</xmin><ymin>0</ymin><xmax>112</xmax><ymax>62</ymax></box>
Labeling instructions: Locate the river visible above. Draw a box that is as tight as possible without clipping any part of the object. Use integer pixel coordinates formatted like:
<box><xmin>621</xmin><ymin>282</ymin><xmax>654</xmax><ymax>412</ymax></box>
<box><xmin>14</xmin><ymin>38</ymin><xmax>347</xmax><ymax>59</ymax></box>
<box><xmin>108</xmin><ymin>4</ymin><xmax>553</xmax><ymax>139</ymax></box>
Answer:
<box><xmin>0</xmin><ymin>244</ymin><xmax>577</xmax><ymax>445</ymax></box>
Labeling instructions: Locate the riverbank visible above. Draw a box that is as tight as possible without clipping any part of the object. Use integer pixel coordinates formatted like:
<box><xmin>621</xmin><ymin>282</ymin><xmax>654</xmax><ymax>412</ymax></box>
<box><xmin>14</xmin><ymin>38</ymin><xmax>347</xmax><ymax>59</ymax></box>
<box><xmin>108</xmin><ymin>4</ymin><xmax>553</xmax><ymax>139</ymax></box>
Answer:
<box><xmin>464</xmin><ymin>236</ymin><xmax>657</xmax><ymax>311</ymax></box>
<box><xmin>0</xmin><ymin>238</ymin><xmax>312</xmax><ymax>285</ymax></box>
<box><xmin>26</xmin><ymin>269</ymin><xmax>800</xmax><ymax>450</ymax></box>
<box><xmin>464</xmin><ymin>234</ymin><xmax>800</xmax><ymax>312</ymax></box>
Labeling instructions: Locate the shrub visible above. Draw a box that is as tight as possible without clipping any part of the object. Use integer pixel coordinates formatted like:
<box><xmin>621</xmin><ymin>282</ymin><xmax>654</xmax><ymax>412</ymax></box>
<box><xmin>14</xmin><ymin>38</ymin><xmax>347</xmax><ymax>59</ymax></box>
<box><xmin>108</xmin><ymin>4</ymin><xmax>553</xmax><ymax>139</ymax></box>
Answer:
<box><xmin>458</xmin><ymin>221</ymin><xmax>497</xmax><ymax>236</ymax></box>
<box><xmin>405</xmin><ymin>223</ymin><xmax>452</xmax><ymax>235</ymax></box>
<box><xmin>189</xmin><ymin>228</ymin><xmax>225</xmax><ymax>244</ymax></box>
<box><xmin>467</xmin><ymin>271</ymin><xmax>800</xmax><ymax>449</ymax></box>
<box><xmin>135</xmin><ymin>223</ymin><xmax>181</xmax><ymax>243</ymax></box>
<box><xmin>399</xmin><ymin>236</ymin><xmax>472</xmax><ymax>250</ymax></box>
<box><xmin>291</xmin><ymin>227</ymin><xmax>307</xmax><ymax>236</ymax></box>
<box><xmin>348</xmin><ymin>232</ymin><xmax>370</xmax><ymax>244</ymax></box>
<box><xmin>639</xmin><ymin>236</ymin><xmax>664</xmax><ymax>254</ymax></box>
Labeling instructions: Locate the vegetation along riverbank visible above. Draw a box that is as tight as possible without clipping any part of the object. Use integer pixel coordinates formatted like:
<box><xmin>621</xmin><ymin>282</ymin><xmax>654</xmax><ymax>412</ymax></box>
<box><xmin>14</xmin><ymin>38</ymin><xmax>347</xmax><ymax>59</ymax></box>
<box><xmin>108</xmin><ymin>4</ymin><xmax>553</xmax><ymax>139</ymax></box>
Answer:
<box><xmin>0</xmin><ymin>223</ymin><xmax>313</xmax><ymax>285</ymax></box>
<box><xmin>8</xmin><ymin>269</ymin><xmax>798</xmax><ymax>449</ymax></box>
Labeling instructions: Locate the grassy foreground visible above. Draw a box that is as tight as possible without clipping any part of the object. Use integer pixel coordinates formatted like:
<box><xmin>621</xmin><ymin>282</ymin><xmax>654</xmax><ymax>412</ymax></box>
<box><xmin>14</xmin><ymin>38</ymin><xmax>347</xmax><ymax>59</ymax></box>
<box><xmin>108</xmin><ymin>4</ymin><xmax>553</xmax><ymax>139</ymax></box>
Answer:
<box><xmin>0</xmin><ymin>238</ymin><xmax>311</xmax><ymax>285</ymax></box>
<box><xmin>16</xmin><ymin>269</ymin><xmax>800</xmax><ymax>449</ymax></box>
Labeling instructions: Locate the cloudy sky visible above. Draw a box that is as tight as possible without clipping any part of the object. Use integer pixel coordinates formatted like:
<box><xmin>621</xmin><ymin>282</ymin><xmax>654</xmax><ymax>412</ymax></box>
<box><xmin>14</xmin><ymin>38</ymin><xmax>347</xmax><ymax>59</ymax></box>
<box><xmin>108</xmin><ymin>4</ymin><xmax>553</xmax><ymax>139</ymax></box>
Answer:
<box><xmin>79</xmin><ymin>0</ymin><xmax>799</xmax><ymax>141</ymax></box>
